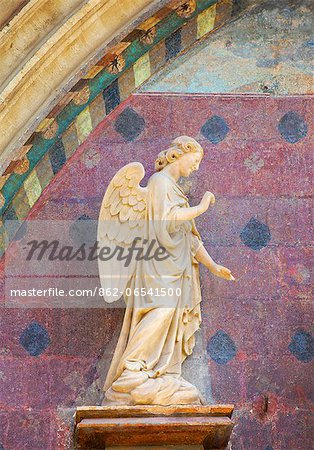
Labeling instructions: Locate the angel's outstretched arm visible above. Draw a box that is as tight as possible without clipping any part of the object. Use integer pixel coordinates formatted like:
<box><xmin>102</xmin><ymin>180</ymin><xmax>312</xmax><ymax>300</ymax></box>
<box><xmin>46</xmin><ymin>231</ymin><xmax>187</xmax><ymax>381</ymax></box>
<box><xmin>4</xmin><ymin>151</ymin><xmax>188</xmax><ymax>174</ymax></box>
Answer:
<box><xmin>195</xmin><ymin>244</ymin><xmax>235</xmax><ymax>281</ymax></box>
<box><xmin>173</xmin><ymin>204</ymin><xmax>206</xmax><ymax>221</ymax></box>
<box><xmin>194</xmin><ymin>244</ymin><xmax>217</xmax><ymax>271</ymax></box>
<box><xmin>173</xmin><ymin>191</ymin><xmax>215</xmax><ymax>221</ymax></box>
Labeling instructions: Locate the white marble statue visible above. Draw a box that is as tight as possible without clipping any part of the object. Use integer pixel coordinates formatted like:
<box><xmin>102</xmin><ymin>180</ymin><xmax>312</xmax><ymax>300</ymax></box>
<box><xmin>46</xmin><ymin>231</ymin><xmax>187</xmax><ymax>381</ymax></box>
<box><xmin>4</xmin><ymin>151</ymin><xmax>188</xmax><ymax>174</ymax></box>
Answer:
<box><xmin>98</xmin><ymin>136</ymin><xmax>234</xmax><ymax>406</ymax></box>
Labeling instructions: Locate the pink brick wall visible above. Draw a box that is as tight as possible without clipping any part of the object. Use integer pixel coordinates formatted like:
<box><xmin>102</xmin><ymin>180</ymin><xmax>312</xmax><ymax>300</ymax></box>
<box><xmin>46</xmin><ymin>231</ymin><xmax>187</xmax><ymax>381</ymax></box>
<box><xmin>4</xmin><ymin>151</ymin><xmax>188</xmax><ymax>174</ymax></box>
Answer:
<box><xmin>0</xmin><ymin>93</ymin><xmax>312</xmax><ymax>449</ymax></box>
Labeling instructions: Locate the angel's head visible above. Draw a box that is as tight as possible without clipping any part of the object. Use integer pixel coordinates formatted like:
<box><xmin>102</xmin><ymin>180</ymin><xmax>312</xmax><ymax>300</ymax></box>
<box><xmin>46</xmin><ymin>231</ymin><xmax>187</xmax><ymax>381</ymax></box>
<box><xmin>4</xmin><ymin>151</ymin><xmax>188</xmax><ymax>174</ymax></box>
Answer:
<box><xmin>155</xmin><ymin>136</ymin><xmax>204</xmax><ymax>177</ymax></box>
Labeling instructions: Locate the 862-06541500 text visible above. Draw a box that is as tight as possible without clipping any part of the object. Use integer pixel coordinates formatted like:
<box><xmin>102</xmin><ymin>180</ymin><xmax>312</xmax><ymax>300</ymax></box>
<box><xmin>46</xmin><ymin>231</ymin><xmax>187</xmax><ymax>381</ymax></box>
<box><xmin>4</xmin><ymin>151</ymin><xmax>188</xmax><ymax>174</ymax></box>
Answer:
<box><xmin>9</xmin><ymin>287</ymin><xmax>182</xmax><ymax>298</ymax></box>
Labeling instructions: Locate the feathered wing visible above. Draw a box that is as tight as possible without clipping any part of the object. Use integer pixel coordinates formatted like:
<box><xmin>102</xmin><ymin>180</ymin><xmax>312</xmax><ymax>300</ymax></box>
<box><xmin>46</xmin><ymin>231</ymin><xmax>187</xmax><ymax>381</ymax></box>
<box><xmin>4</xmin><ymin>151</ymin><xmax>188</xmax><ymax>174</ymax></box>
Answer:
<box><xmin>97</xmin><ymin>163</ymin><xmax>147</xmax><ymax>303</ymax></box>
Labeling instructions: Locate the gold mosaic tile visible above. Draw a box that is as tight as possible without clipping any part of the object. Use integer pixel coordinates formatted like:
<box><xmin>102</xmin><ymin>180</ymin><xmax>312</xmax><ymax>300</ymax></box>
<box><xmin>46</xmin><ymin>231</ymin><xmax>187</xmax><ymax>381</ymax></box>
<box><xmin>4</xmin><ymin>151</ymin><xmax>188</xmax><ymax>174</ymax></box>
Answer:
<box><xmin>76</xmin><ymin>107</ymin><xmax>93</xmax><ymax>144</ymax></box>
<box><xmin>23</xmin><ymin>170</ymin><xmax>42</xmax><ymax>208</ymax></box>
<box><xmin>134</xmin><ymin>52</ymin><xmax>151</xmax><ymax>87</ymax></box>
<box><xmin>197</xmin><ymin>4</ymin><xmax>217</xmax><ymax>38</ymax></box>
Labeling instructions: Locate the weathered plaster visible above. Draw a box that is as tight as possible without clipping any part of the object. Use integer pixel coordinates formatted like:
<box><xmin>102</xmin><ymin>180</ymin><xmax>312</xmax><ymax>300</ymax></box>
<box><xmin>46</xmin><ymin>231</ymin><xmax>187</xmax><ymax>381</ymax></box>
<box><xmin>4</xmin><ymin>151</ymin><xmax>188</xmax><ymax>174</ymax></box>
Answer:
<box><xmin>0</xmin><ymin>0</ymin><xmax>30</xmax><ymax>30</ymax></box>
<box><xmin>142</xmin><ymin>0</ymin><xmax>314</xmax><ymax>94</ymax></box>
<box><xmin>0</xmin><ymin>0</ymin><xmax>87</xmax><ymax>91</ymax></box>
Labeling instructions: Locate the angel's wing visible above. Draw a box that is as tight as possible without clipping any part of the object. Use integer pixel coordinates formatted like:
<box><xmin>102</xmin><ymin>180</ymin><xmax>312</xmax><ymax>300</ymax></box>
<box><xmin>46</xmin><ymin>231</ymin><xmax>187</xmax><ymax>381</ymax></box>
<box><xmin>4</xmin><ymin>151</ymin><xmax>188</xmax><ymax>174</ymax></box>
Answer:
<box><xmin>97</xmin><ymin>162</ymin><xmax>147</xmax><ymax>303</ymax></box>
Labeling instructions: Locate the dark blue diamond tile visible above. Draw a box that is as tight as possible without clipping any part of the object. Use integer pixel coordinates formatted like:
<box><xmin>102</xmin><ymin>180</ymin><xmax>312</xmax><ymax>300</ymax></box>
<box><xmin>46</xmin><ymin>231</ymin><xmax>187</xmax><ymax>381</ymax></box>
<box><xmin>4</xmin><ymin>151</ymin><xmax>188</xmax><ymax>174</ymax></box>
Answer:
<box><xmin>103</xmin><ymin>79</ymin><xmax>120</xmax><ymax>114</ymax></box>
<box><xmin>19</xmin><ymin>321</ymin><xmax>51</xmax><ymax>357</ymax></box>
<box><xmin>288</xmin><ymin>330</ymin><xmax>314</xmax><ymax>363</ymax></box>
<box><xmin>165</xmin><ymin>29</ymin><xmax>182</xmax><ymax>61</ymax></box>
<box><xmin>114</xmin><ymin>107</ymin><xmax>146</xmax><ymax>141</ymax></box>
<box><xmin>201</xmin><ymin>115</ymin><xmax>229</xmax><ymax>144</ymax></box>
<box><xmin>48</xmin><ymin>138</ymin><xmax>66</xmax><ymax>175</ymax></box>
<box><xmin>240</xmin><ymin>217</ymin><xmax>271</xmax><ymax>251</ymax></box>
<box><xmin>206</xmin><ymin>330</ymin><xmax>237</xmax><ymax>364</ymax></box>
<box><xmin>278</xmin><ymin>111</ymin><xmax>308</xmax><ymax>143</ymax></box>
<box><xmin>69</xmin><ymin>214</ymin><xmax>97</xmax><ymax>246</ymax></box>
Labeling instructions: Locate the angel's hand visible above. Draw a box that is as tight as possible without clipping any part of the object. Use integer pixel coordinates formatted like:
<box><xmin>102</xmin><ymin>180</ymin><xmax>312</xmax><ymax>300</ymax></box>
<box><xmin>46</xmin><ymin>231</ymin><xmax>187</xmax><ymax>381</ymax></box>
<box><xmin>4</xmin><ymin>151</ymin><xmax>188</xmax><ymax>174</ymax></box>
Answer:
<box><xmin>199</xmin><ymin>191</ymin><xmax>215</xmax><ymax>213</ymax></box>
<box><xmin>212</xmin><ymin>264</ymin><xmax>235</xmax><ymax>281</ymax></box>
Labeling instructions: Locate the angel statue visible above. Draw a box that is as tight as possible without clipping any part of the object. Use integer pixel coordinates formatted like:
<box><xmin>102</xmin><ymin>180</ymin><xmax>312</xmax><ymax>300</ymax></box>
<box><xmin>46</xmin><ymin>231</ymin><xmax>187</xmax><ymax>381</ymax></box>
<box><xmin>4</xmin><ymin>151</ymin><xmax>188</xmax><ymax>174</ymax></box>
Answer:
<box><xmin>98</xmin><ymin>135</ymin><xmax>235</xmax><ymax>406</ymax></box>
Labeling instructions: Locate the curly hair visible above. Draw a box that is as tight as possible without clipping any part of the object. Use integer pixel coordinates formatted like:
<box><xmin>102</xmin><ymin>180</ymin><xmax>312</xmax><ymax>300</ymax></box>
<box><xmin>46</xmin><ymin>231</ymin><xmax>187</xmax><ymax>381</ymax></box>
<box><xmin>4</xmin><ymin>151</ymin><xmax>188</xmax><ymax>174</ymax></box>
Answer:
<box><xmin>155</xmin><ymin>136</ymin><xmax>203</xmax><ymax>172</ymax></box>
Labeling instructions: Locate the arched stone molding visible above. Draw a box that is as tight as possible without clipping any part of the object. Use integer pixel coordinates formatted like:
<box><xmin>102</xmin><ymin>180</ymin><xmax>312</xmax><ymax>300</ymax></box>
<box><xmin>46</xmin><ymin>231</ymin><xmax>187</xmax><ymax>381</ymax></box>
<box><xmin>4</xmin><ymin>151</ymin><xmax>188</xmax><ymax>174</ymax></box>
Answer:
<box><xmin>0</xmin><ymin>0</ymin><xmax>89</xmax><ymax>91</ymax></box>
<box><xmin>0</xmin><ymin>0</ymin><xmax>234</xmax><ymax>255</ymax></box>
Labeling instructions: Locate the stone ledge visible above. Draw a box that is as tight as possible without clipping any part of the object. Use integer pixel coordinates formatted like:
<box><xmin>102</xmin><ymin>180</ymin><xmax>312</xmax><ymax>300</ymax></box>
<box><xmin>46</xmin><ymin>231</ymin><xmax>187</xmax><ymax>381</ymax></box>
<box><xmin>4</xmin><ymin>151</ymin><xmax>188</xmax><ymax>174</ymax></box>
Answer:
<box><xmin>74</xmin><ymin>405</ymin><xmax>235</xmax><ymax>449</ymax></box>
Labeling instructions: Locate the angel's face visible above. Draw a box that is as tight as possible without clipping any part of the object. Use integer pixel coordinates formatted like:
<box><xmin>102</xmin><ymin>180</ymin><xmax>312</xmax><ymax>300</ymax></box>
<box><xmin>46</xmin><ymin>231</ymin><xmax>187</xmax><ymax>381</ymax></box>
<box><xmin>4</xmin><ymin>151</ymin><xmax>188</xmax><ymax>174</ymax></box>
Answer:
<box><xmin>179</xmin><ymin>151</ymin><xmax>203</xmax><ymax>177</ymax></box>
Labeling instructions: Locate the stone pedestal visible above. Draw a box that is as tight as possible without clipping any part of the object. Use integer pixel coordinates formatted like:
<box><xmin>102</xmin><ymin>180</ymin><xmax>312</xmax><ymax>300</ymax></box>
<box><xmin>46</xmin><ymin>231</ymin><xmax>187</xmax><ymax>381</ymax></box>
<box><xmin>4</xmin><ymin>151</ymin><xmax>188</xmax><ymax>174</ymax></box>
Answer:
<box><xmin>74</xmin><ymin>404</ymin><xmax>234</xmax><ymax>449</ymax></box>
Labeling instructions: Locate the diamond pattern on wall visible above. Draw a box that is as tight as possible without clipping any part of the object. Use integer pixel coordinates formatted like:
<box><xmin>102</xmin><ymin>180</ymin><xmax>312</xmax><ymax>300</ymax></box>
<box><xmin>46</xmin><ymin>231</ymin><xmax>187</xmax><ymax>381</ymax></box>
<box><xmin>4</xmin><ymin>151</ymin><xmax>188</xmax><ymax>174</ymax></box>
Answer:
<box><xmin>114</xmin><ymin>107</ymin><xmax>146</xmax><ymax>141</ymax></box>
<box><xmin>201</xmin><ymin>115</ymin><xmax>229</xmax><ymax>144</ymax></box>
<box><xmin>206</xmin><ymin>330</ymin><xmax>237</xmax><ymax>364</ymax></box>
<box><xmin>240</xmin><ymin>217</ymin><xmax>271</xmax><ymax>250</ymax></box>
<box><xmin>103</xmin><ymin>80</ymin><xmax>121</xmax><ymax>114</ymax></box>
<box><xmin>165</xmin><ymin>29</ymin><xmax>182</xmax><ymax>60</ymax></box>
<box><xmin>278</xmin><ymin>111</ymin><xmax>308</xmax><ymax>143</ymax></box>
<box><xmin>288</xmin><ymin>330</ymin><xmax>314</xmax><ymax>363</ymax></box>
<box><xmin>19</xmin><ymin>321</ymin><xmax>51</xmax><ymax>357</ymax></box>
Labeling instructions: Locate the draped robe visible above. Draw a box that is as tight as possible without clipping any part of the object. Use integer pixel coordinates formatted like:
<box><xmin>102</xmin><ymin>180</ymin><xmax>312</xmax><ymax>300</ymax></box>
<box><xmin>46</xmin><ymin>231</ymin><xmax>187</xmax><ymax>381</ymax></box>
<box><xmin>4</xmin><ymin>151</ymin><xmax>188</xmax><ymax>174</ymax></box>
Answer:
<box><xmin>103</xmin><ymin>171</ymin><xmax>204</xmax><ymax>405</ymax></box>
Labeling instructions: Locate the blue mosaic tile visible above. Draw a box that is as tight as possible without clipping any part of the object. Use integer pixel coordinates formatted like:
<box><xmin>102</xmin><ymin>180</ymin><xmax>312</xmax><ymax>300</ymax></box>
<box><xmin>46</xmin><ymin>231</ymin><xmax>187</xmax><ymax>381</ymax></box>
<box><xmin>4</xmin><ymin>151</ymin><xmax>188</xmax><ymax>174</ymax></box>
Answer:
<box><xmin>278</xmin><ymin>111</ymin><xmax>308</xmax><ymax>144</ymax></box>
<box><xmin>288</xmin><ymin>330</ymin><xmax>313</xmax><ymax>363</ymax></box>
<box><xmin>3</xmin><ymin>206</ymin><xmax>18</xmax><ymax>222</ymax></box>
<box><xmin>165</xmin><ymin>29</ymin><xmax>182</xmax><ymax>61</ymax></box>
<box><xmin>201</xmin><ymin>115</ymin><xmax>229</xmax><ymax>144</ymax></box>
<box><xmin>240</xmin><ymin>217</ymin><xmax>271</xmax><ymax>251</ymax></box>
<box><xmin>48</xmin><ymin>138</ymin><xmax>66</xmax><ymax>175</ymax></box>
<box><xmin>103</xmin><ymin>80</ymin><xmax>120</xmax><ymax>114</ymax></box>
<box><xmin>19</xmin><ymin>321</ymin><xmax>51</xmax><ymax>357</ymax></box>
<box><xmin>206</xmin><ymin>330</ymin><xmax>237</xmax><ymax>364</ymax></box>
<box><xmin>114</xmin><ymin>107</ymin><xmax>146</xmax><ymax>141</ymax></box>
<box><xmin>69</xmin><ymin>214</ymin><xmax>97</xmax><ymax>246</ymax></box>
<box><xmin>3</xmin><ymin>208</ymin><xmax>20</xmax><ymax>243</ymax></box>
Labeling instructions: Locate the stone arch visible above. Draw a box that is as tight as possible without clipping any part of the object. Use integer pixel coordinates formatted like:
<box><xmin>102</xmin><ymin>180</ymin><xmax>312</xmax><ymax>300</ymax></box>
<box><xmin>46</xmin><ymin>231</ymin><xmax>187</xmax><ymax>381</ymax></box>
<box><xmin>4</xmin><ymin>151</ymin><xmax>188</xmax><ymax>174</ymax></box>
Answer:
<box><xmin>0</xmin><ymin>0</ymin><xmax>233</xmax><ymax>254</ymax></box>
